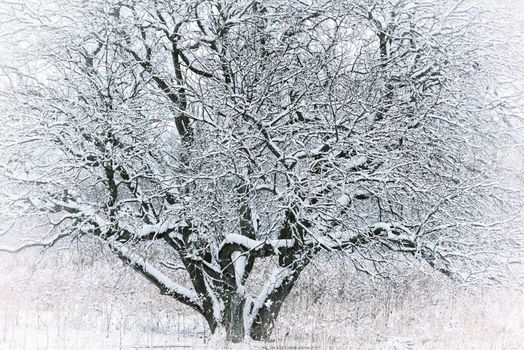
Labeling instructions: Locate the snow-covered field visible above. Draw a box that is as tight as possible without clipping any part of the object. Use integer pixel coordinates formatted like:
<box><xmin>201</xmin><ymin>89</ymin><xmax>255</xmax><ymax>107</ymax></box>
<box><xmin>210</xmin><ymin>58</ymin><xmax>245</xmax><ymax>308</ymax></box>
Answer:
<box><xmin>1</xmin><ymin>250</ymin><xmax>522</xmax><ymax>349</ymax></box>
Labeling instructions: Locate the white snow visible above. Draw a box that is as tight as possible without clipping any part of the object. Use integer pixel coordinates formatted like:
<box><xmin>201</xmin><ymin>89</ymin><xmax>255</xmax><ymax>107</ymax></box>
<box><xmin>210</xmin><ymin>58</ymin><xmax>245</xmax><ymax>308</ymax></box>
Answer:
<box><xmin>269</xmin><ymin>238</ymin><xmax>295</xmax><ymax>250</ymax></box>
<box><xmin>232</xmin><ymin>251</ymin><xmax>246</xmax><ymax>287</ymax></box>
<box><xmin>222</xmin><ymin>234</ymin><xmax>262</xmax><ymax>251</ymax></box>
<box><xmin>249</xmin><ymin>267</ymin><xmax>294</xmax><ymax>326</ymax></box>
<box><xmin>347</xmin><ymin>156</ymin><xmax>367</xmax><ymax>169</ymax></box>
<box><xmin>110</xmin><ymin>241</ymin><xmax>200</xmax><ymax>306</ymax></box>
<box><xmin>337</xmin><ymin>194</ymin><xmax>350</xmax><ymax>206</ymax></box>
<box><xmin>373</xmin><ymin>222</ymin><xmax>392</xmax><ymax>232</ymax></box>
<box><xmin>220</xmin><ymin>234</ymin><xmax>295</xmax><ymax>255</ymax></box>
<box><xmin>136</xmin><ymin>220</ymin><xmax>178</xmax><ymax>238</ymax></box>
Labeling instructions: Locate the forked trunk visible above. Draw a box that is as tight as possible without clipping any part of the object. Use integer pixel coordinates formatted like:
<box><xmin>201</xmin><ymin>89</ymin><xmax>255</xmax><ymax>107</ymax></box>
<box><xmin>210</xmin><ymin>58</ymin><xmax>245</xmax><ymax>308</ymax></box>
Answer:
<box><xmin>215</xmin><ymin>291</ymin><xmax>282</xmax><ymax>343</ymax></box>
<box><xmin>206</xmin><ymin>262</ymin><xmax>308</xmax><ymax>342</ymax></box>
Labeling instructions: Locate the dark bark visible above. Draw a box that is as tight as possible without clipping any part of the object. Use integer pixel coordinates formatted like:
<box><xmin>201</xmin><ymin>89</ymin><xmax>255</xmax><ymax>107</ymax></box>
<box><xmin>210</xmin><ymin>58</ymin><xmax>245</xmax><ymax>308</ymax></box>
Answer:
<box><xmin>250</xmin><ymin>256</ymin><xmax>311</xmax><ymax>341</ymax></box>
<box><xmin>223</xmin><ymin>291</ymin><xmax>246</xmax><ymax>342</ymax></box>
<box><xmin>250</xmin><ymin>212</ymin><xmax>314</xmax><ymax>340</ymax></box>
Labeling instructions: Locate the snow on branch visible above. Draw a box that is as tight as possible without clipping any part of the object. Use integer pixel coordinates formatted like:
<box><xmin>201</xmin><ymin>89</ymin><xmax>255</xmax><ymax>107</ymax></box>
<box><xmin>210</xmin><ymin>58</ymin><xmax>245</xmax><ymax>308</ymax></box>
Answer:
<box><xmin>109</xmin><ymin>241</ymin><xmax>203</xmax><ymax>313</ymax></box>
<box><xmin>126</xmin><ymin>220</ymin><xmax>183</xmax><ymax>239</ymax></box>
<box><xmin>371</xmin><ymin>222</ymin><xmax>454</xmax><ymax>278</ymax></box>
<box><xmin>372</xmin><ymin>222</ymin><xmax>415</xmax><ymax>243</ymax></box>
<box><xmin>219</xmin><ymin>234</ymin><xmax>295</xmax><ymax>258</ymax></box>
<box><xmin>249</xmin><ymin>266</ymin><xmax>294</xmax><ymax>324</ymax></box>
<box><xmin>0</xmin><ymin>232</ymin><xmax>70</xmax><ymax>254</ymax></box>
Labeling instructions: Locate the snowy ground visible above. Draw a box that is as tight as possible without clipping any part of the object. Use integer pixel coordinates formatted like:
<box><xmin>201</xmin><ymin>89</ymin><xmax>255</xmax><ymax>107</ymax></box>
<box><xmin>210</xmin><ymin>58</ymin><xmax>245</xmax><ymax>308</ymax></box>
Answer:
<box><xmin>1</xmin><ymin>250</ymin><xmax>523</xmax><ymax>349</ymax></box>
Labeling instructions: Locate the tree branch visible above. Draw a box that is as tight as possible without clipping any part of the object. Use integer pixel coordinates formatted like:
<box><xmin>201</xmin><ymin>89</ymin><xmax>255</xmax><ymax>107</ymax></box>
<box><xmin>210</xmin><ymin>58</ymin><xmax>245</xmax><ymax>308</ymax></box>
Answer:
<box><xmin>219</xmin><ymin>234</ymin><xmax>295</xmax><ymax>259</ymax></box>
<box><xmin>108</xmin><ymin>241</ymin><xmax>204</xmax><ymax>314</ymax></box>
<box><xmin>0</xmin><ymin>232</ymin><xmax>70</xmax><ymax>254</ymax></box>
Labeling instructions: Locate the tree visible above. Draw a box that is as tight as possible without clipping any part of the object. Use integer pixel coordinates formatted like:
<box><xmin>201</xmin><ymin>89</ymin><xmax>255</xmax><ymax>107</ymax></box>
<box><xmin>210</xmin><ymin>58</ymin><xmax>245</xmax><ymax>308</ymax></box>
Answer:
<box><xmin>0</xmin><ymin>0</ymin><xmax>520</xmax><ymax>342</ymax></box>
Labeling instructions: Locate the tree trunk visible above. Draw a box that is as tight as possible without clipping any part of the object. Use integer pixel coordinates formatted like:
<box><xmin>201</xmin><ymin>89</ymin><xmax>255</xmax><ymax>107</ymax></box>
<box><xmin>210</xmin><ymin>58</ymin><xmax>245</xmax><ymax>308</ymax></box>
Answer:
<box><xmin>250</xmin><ymin>254</ymin><xmax>312</xmax><ymax>341</ymax></box>
<box><xmin>249</xmin><ymin>283</ymin><xmax>294</xmax><ymax>341</ymax></box>
<box><xmin>223</xmin><ymin>291</ymin><xmax>246</xmax><ymax>342</ymax></box>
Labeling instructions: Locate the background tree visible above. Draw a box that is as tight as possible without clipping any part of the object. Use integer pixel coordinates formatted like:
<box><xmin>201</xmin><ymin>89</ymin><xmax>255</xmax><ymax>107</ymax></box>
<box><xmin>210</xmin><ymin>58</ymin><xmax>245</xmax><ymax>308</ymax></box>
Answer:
<box><xmin>0</xmin><ymin>0</ymin><xmax>521</xmax><ymax>342</ymax></box>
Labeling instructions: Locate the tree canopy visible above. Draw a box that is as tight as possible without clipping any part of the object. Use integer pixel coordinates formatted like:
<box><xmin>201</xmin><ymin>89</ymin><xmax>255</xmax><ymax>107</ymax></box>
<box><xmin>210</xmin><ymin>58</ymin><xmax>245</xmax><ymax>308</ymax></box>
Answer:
<box><xmin>0</xmin><ymin>0</ymin><xmax>521</xmax><ymax>342</ymax></box>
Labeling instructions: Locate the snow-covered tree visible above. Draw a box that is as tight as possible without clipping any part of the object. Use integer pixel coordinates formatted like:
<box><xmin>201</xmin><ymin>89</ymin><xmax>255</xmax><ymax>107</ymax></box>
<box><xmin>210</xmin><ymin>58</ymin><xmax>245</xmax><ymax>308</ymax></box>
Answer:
<box><xmin>0</xmin><ymin>0</ymin><xmax>520</xmax><ymax>342</ymax></box>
